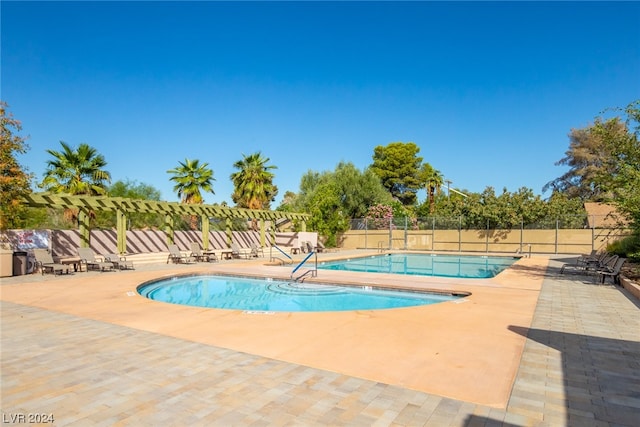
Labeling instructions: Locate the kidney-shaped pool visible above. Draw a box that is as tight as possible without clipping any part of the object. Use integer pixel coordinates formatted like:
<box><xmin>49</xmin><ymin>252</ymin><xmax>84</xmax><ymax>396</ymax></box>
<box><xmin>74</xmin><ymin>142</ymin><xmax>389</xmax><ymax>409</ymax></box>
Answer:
<box><xmin>137</xmin><ymin>274</ymin><xmax>467</xmax><ymax>312</ymax></box>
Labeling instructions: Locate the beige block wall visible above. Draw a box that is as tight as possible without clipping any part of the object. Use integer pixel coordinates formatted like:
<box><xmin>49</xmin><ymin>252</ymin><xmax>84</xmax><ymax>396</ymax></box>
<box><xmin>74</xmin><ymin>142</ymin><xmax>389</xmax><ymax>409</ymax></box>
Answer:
<box><xmin>339</xmin><ymin>228</ymin><xmax>632</xmax><ymax>254</ymax></box>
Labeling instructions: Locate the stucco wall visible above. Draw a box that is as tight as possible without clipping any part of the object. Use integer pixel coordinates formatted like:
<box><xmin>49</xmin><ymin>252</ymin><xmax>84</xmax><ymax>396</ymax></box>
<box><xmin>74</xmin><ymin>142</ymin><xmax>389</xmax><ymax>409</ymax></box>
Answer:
<box><xmin>339</xmin><ymin>228</ymin><xmax>631</xmax><ymax>254</ymax></box>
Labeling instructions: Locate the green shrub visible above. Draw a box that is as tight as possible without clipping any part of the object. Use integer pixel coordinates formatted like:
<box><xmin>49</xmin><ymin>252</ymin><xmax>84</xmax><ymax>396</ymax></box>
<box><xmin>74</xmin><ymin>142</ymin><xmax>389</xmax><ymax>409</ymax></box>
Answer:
<box><xmin>607</xmin><ymin>233</ymin><xmax>640</xmax><ymax>262</ymax></box>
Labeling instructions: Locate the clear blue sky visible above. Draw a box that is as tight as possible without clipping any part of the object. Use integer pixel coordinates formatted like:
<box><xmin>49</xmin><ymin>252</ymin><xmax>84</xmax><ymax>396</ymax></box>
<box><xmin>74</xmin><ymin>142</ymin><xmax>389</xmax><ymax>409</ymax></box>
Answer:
<box><xmin>3</xmin><ymin>1</ymin><xmax>639</xmax><ymax>206</ymax></box>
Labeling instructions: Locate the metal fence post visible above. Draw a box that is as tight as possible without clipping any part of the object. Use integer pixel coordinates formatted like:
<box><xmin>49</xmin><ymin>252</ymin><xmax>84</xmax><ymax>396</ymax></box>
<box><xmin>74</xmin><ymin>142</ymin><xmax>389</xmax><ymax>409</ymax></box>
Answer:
<box><xmin>459</xmin><ymin>216</ymin><xmax>462</xmax><ymax>252</ymax></box>
<box><xmin>364</xmin><ymin>218</ymin><xmax>368</xmax><ymax>249</ymax></box>
<box><xmin>404</xmin><ymin>216</ymin><xmax>408</xmax><ymax>250</ymax></box>
<box><xmin>432</xmin><ymin>217</ymin><xmax>435</xmax><ymax>251</ymax></box>
<box><xmin>486</xmin><ymin>219</ymin><xmax>489</xmax><ymax>253</ymax></box>
<box><xmin>520</xmin><ymin>219</ymin><xmax>524</xmax><ymax>252</ymax></box>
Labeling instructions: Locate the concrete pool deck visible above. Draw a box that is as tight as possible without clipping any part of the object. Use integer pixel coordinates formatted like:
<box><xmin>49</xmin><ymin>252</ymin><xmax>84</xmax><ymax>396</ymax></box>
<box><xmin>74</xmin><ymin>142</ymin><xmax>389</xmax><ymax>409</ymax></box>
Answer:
<box><xmin>1</xmin><ymin>251</ymin><xmax>639</xmax><ymax>425</ymax></box>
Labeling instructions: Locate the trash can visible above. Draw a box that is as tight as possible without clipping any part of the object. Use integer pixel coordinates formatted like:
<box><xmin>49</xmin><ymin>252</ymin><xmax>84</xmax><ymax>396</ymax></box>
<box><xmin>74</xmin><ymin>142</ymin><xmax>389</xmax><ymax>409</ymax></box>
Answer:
<box><xmin>13</xmin><ymin>251</ymin><xmax>28</xmax><ymax>276</ymax></box>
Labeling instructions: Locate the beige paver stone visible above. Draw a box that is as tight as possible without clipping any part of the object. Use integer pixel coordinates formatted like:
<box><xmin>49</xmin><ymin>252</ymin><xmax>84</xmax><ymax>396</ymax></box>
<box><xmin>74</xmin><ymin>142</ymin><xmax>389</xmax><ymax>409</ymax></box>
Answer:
<box><xmin>2</xmin><ymin>253</ymin><xmax>639</xmax><ymax>425</ymax></box>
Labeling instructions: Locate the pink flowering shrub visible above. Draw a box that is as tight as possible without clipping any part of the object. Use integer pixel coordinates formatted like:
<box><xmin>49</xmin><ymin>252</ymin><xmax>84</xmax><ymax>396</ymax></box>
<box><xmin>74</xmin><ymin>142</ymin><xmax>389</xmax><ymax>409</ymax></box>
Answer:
<box><xmin>365</xmin><ymin>204</ymin><xmax>393</xmax><ymax>230</ymax></box>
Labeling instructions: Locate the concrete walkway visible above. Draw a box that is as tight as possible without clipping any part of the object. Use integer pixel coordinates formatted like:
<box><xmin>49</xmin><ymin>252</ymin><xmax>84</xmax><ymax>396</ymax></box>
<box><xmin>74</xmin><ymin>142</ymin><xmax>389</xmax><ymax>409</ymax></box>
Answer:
<box><xmin>1</xmin><ymin>255</ymin><xmax>639</xmax><ymax>426</ymax></box>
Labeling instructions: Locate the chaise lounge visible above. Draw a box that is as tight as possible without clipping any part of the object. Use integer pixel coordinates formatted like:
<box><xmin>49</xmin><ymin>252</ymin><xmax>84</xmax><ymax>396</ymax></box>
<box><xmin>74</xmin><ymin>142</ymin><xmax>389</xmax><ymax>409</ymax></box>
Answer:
<box><xmin>595</xmin><ymin>257</ymin><xmax>626</xmax><ymax>284</ymax></box>
<box><xmin>77</xmin><ymin>247</ymin><xmax>115</xmax><ymax>272</ymax></box>
<box><xmin>190</xmin><ymin>242</ymin><xmax>216</xmax><ymax>262</ymax></box>
<box><xmin>167</xmin><ymin>244</ymin><xmax>196</xmax><ymax>264</ymax></box>
<box><xmin>33</xmin><ymin>248</ymin><xmax>71</xmax><ymax>275</ymax></box>
<box><xmin>105</xmin><ymin>253</ymin><xmax>135</xmax><ymax>270</ymax></box>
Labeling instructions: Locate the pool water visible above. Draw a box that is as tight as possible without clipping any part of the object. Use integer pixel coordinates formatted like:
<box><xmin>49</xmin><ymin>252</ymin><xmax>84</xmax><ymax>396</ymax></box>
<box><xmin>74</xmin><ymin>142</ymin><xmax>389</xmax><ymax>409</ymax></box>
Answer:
<box><xmin>138</xmin><ymin>275</ymin><xmax>461</xmax><ymax>312</ymax></box>
<box><xmin>318</xmin><ymin>253</ymin><xmax>517</xmax><ymax>278</ymax></box>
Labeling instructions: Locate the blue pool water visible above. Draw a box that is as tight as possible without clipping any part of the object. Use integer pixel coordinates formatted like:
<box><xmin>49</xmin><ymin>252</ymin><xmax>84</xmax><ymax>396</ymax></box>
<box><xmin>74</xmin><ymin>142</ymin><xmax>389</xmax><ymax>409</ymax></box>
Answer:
<box><xmin>318</xmin><ymin>253</ymin><xmax>517</xmax><ymax>278</ymax></box>
<box><xmin>138</xmin><ymin>275</ymin><xmax>461</xmax><ymax>312</ymax></box>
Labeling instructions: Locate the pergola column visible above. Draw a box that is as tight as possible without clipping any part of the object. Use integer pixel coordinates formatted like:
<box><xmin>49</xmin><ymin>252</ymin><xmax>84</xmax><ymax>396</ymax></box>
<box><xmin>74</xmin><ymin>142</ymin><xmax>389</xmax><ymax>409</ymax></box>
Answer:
<box><xmin>201</xmin><ymin>214</ymin><xmax>210</xmax><ymax>250</ymax></box>
<box><xmin>259</xmin><ymin>218</ymin><xmax>265</xmax><ymax>247</ymax></box>
<box><xmin>78</xmin><ymin>208</ymin><xmax>90</xmax><ymax>248</ymax></box>
<box><xmin>116</xmin><ymin>209</ymin><xmax>127</xmax><ymax>254</ymax></box>
<box><xmin>270</xmin><ymin>221</ymin><xmax>276</xmax><ymax>246</ymax></box>
<box><xmin>225</xmin><ymin>218</ymin><xmax>233</xmax><ymax>247</ymax></box>
<box><xmin>165</xmin><ymin>214</ymin><xmax>174</xmax><ymax>245</ymax></box>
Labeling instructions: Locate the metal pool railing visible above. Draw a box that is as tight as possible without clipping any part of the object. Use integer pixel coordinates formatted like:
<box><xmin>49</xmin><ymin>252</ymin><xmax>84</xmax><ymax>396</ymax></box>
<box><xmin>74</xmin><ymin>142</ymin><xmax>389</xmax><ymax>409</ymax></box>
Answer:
<box><xmin>291</xmin><ymin>251</ymin><xmax>317</xmax><ymax>281</ymax></box>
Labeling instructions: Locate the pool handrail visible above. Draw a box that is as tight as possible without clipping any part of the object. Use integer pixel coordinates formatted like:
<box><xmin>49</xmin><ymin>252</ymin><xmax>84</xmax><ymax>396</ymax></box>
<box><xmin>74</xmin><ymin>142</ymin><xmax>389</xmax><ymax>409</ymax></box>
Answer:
<box><xmin>291</xmin><ymin>250</ymin><xmax>317</xmax><ymax>281</ymax></box>
<box><xmin>270</xmin><ymin>245</ymin><xmax>293</xmax><ymax>265</ymax></box>
<box><xmin>271</xmin><ymin>245</ymin><xmax>292</xmax><ymax>260</ymax></box>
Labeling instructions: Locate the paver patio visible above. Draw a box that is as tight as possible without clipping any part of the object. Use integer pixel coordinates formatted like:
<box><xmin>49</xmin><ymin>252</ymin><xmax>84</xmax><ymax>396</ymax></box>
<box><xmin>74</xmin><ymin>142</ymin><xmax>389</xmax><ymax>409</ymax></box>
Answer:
<box><xmin>1</xmin><ymin>253</ymin><xmax>638</xmax><ymax>426</ymax></box>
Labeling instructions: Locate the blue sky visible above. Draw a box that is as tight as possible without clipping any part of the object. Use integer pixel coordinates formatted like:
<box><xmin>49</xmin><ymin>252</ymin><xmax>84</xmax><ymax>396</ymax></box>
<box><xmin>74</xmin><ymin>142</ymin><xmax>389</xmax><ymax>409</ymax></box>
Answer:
<box><xmin>3</xmin><ymin>1</ymin><xmax>639</xmax><ymax>206</ymax></box>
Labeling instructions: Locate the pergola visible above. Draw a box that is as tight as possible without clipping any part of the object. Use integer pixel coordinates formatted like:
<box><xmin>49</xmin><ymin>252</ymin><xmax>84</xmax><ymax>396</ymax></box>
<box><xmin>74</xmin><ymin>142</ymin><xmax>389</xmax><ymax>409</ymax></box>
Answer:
<box><xmin>22</xmin><ymin>193</ymin><xmax>309</xmax><ymax>253</ymax></box>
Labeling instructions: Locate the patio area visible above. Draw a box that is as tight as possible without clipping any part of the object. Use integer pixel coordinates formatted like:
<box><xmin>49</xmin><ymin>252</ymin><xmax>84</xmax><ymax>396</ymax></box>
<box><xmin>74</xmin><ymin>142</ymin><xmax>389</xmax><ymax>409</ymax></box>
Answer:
<box><xmin>1</xmin><ymin>252</ymin><xmax>639</xmax><ymax>426</ymax></box>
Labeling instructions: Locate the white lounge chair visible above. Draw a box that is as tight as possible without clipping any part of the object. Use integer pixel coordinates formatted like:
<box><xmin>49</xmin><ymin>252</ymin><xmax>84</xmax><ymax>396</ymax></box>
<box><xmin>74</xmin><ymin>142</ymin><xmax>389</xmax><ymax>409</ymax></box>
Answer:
<box><xmin>231</xmin><ymin>242</ymin><xmax>251</xmax><ymax>259</ymax></box>
<box><xmin>77</xmin><ymin>247</ymin><xmax>115</xmax><ymax>272</ymax></box>
<box><xmin>167</xmin><ymin>244</ymin><xmax>196</xmax><ymax>264</ymax></box>
<box><xmin>105</xmin><ymin>253</ymin><xmax>134</xmax><ymax>270</ymax></box>
<box><xmin>190</xmin><ymin>242</ymin><xmax>216</xmax><ymax>262</ymax></box>
<box><xmin>249</xmin><ymin>243</ymin><xmax>264</xmax><ymax>258</ymax></box>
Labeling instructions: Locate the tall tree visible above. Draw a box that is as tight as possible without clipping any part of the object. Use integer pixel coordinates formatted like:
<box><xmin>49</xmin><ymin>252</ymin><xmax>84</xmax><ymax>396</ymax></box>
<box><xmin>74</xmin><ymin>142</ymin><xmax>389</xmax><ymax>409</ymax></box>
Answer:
<box><xmin>0</xmin><ymin>102</ymin><xmax>33</xmax><ymax>230</ymax></box>
<box><xmin>167</xmin><ymin>159</ymin><xmax>215</xmax><ymax>230</ymax></box>
<box><xmin>93</xmin><ymin>180</ymin><xmax>164</xmax><ymax>229</ymax></box>
<box><xmin>370</xmin><ymin>141</ymin><xmax>423</xmax><ymax>206</ymax></box>
<box><xmin>419</xmin><ymin>163</ymin><xmax>444</xmax><ymax>214</ymax></box>
<box><xmin>167</xmin><ymin>158</ymin><xmax>215</xmax><ymax>204</ymax></box>
<box><xmin>304</xmin><ymin>180</ymin><xmax>349</xmax><ymax>247</ymax></box>
<box><xmin>332</xmin><ymin>162</ymin><xmax>393</xmax><ymax>219</ymax></box>
<box><xmin>39</xmin><ymin>141</ymin><xmax>111</xmax><ymax>224</ymax></box>
<box><xmin>40</xmin><ymin>141</ymin><xmax>111</xmax><ymax>196</ymax></box>
<box><xmin>597</xmin><ymin>101</ymin><xmax>640</xmax><ymax>232</ymax></box>
<box><xmin>230</xmin><ymin>152</ymin><xmax>278</xmax><ymax>210</ymax></box>
<box><xmin>543</xmin><ymin>118</ymin><xmax>628</xmax><ymax>201</ymax></box>
<box><xmin>545</xmin><ymin>100</ymin><xmax>640</xmax><ymax>233</ymax></box>
<box><xmin>283</xmin><ymin>162</ymin><xmax>392</xmax><ymax>243</ymax></box>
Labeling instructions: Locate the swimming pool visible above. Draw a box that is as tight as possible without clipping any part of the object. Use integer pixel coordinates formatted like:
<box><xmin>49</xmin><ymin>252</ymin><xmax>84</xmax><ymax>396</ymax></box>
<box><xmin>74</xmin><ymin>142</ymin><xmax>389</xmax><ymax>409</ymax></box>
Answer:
<box><xmin>138</xmin><ymin>275</ymin><xmax>463</xmax><ymax>312</ymax></box>
<box><xmin>318</xmin><ymin>253</ymin><xmax>518</xmax><ymax>278</ymax></box>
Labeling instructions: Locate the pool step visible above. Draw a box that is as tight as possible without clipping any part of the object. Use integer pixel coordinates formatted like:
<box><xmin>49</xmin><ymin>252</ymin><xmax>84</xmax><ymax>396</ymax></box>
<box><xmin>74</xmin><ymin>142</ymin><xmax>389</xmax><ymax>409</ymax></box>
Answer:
<box><xmin>266</xmin><ymin>282</ymin><xmax>345</xmax><ymax>296</ymax></box>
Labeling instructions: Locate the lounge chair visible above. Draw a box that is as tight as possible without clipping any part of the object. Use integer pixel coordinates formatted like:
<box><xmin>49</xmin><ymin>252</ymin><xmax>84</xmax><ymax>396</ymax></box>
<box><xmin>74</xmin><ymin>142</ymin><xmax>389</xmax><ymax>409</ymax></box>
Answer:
<box><xmin>33</xmin><ymin>248</ymin><xmax>71</xmax><ymax>275</ymax></box>
<box><xmin>576</xmin><ymin>250</ymin><xmax>599</xmax><ymax>266</ymax></box>
<box><xmin>316</xmin><ymin>240</ymin><xmax>338</xmax><ymax>253</ymax></box>
<box><xmin>230</xmin><ymin>242</ymin><xmax>251</xmax><ymax>259</ymax></box>
<box><xmin>305</xmin><ymin>241</ymin><xmax>316</xmax><ymax>253</ymax></box>
<box><xmin>77</xmin><ymin>247</ymin><xmax>115</xmax><ymax>272</ymax></box>
<box><xmin>249</xmin><ymin>243</ymin><xmax>264</xmax><ymax>258</ymax></box>
<box><xmin>167</xmin><ymin>244</ymin><xmax>196</xmax><ymax>264</ymax></box>
<box><xmin>190</xmin><ymin>242</ymin><xmax>216</xmax><ymax>262</ymax></box>
<box><xmin>560</xmin><ymin>253</ymin><xmax>617</xmax><ymax>275</ymax></box>
<box><xmin>595</xmin><ymin>257</ymin><xmax>626</xmax><ymax>284</ymax></box>
<box><xmin>105</xmin><ymin>253</ymin><xmax>134</xmax><ymax>270</ymax></box>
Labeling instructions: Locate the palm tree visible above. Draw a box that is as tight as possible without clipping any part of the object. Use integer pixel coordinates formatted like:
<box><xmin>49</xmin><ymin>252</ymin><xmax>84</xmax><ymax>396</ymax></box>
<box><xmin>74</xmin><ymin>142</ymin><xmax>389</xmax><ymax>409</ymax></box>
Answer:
<box><xmin>419</xmin><ymin>164</ymin><xmax>443</xmax><ymax>214</ymax></box>
<box><xmin>167</xmin><ymin>159</ymin><xmax>215</xmax><ymax>229</ymax></box>
<box><xmin>39</xmin><ymin>141</ymin><xmax>111</xmax><ymax>223</ymax></box>
<box><xmin>40</xmin><ymin>141</ymin><xmax>111</xmax><ymax>195</ymax></box>
<box><xmin>231</xmin><ymin>152</ymin><xmax>278</xmax><ymax>230</ymax></box>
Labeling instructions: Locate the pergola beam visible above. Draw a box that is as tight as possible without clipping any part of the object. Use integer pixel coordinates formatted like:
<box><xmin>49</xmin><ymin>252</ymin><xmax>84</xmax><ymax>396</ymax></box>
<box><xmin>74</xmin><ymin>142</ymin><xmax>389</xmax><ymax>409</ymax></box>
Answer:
<box><xmin>22</xmin><ymin>193</ymin><xmax>308</xmax><ymax>221</ymax></box>
<box><xmin>22</xmin><ymin>193</ymin><xmax>309</xmax><ymax>251</ymax></box>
